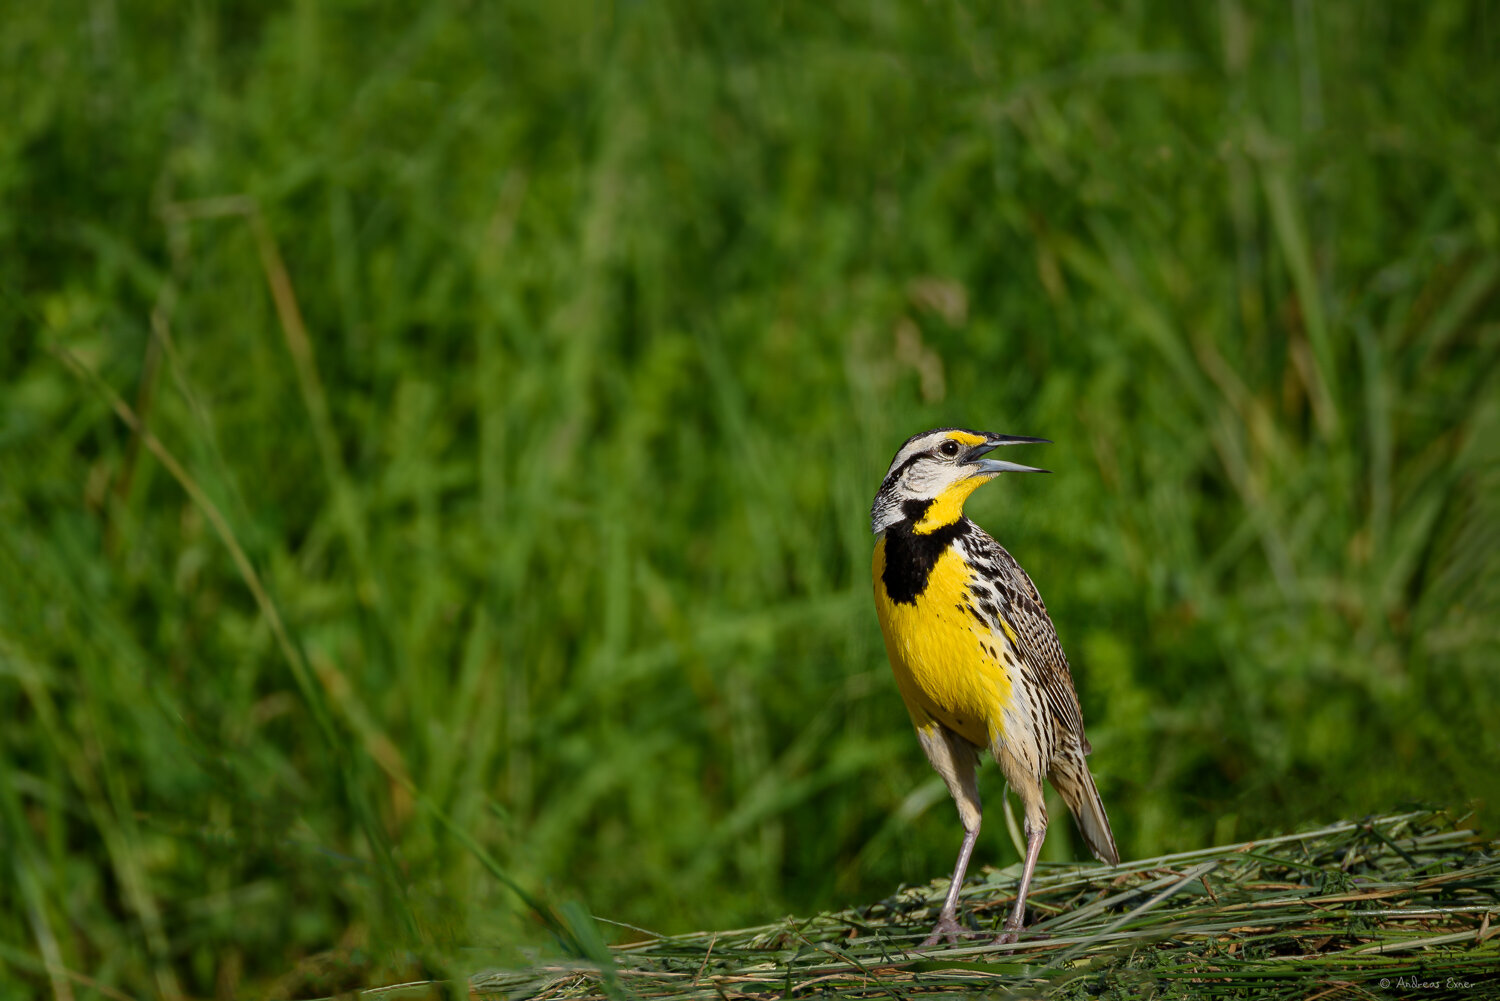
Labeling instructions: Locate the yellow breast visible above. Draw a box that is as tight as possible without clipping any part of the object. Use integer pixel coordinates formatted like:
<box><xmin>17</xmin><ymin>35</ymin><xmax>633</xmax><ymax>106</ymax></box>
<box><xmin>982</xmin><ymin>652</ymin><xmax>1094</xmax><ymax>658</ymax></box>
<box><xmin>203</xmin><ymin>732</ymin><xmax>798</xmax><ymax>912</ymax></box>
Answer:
<box><xmin>873</xmin><ymin>537</ymin><xmax>1014</xmax><ymax>748</ymax></box>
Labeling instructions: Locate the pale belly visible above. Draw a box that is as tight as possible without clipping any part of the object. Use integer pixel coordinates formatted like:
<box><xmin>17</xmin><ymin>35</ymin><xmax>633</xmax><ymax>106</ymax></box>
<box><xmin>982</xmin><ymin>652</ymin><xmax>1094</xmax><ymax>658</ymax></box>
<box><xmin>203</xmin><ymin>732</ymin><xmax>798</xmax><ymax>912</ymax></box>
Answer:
<box><xmin>873</xmin><ymin>538</ymin><xmax>1015</xmax><ymax>748</ymax></box>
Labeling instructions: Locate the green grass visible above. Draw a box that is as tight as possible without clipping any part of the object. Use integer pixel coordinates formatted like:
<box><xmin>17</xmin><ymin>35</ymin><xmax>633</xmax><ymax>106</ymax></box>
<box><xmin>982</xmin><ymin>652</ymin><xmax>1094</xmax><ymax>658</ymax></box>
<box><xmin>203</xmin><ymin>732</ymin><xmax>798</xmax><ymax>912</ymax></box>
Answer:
<box><xmin>2</xmin><ymin>1</ymin><xmax>1499</xmax><ymax>997</ymax></box>
<box><xmin>467</xmin><ymin>810</ymin><xmax>1500</xmax><ymax>1001</ymax></box>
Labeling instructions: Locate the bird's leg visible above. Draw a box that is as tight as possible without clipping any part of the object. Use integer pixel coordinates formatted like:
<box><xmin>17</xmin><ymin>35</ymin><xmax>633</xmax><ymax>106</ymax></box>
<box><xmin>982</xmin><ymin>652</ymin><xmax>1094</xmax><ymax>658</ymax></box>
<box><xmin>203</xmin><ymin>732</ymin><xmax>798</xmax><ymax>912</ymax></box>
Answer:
<box><xmin>921</xmin><ymin>822</ymin><xmax>983</xmax><ymax>947</ymax></box>
<box><xmin>913</xmin><ymin>723</ymin><xmax>985</xmax><ymax>948</ymax></box>
<box><xmin>995</xmin><ymin>813</ymin><xmax>1047</xmax><ymax>945</ymax></box>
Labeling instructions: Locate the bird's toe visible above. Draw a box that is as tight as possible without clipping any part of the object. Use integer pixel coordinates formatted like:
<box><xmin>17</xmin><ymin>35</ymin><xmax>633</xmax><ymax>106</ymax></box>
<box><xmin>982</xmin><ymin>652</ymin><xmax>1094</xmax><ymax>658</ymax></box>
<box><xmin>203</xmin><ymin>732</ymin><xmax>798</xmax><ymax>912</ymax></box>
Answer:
<box><xmin>920</xmin><ymin>914</ymin><xmax>984</xmax><ymax>948</ymax></box>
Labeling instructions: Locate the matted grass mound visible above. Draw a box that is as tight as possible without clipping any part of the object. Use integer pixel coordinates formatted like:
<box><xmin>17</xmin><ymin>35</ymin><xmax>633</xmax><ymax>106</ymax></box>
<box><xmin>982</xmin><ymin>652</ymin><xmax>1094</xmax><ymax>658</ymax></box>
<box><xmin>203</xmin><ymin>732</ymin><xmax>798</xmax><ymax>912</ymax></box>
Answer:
<box><xmin>465</xmin><ymin>811</ymin><xmax>1498</xmax><ymax>1000</ymax></box>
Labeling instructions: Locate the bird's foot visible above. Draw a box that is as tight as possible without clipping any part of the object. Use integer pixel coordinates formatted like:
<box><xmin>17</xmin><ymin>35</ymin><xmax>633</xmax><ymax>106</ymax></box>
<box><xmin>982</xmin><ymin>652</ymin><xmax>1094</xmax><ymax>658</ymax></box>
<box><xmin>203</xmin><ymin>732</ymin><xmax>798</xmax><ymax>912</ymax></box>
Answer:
<box><xmin>993</xmin><ymin>918</ymin><xmax>1026</xmax><ymax>946</ymax></box>
<box><xmin>919</xmin><ymin>914</ymin><xmax>985</xmax><ymax>948</ymax></box>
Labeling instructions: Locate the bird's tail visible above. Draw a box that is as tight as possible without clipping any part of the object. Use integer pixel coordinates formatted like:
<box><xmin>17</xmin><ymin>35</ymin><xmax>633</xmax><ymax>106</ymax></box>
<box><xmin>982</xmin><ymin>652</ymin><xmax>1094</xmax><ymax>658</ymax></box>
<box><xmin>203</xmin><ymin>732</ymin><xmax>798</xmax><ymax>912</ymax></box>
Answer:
<box><xmin>1049</xmin><ymin>749</ymin><xmax>1119</xmax><ymax>865</ymax></box>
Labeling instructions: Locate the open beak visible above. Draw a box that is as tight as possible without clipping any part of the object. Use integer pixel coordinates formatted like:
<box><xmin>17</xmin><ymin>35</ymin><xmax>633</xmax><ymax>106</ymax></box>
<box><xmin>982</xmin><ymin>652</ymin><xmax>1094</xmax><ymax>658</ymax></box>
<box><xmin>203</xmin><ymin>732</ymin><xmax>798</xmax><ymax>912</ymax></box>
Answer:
<box><xmin>965</xmin><ymin>434</ymin><xmax>1051</xmax><ymax>474</ymax></box>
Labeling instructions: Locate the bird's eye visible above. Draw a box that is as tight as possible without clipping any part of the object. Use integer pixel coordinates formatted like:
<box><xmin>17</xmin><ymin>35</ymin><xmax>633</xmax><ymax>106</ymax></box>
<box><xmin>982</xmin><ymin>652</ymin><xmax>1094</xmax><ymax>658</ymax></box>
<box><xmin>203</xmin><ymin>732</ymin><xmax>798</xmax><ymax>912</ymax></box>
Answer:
<box><xmin>939</xmin><ymin>440</ymin><xmax>960</xmax><ymax>457</ymax></box>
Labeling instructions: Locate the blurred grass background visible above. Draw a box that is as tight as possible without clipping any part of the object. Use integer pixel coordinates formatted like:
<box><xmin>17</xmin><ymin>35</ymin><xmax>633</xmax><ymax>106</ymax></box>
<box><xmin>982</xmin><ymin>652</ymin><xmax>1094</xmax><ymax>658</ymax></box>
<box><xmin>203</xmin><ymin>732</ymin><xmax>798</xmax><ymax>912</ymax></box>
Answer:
<box><xmin>2</xmin><ymin>1</ymin><xmax>1499</xmax><ymax>996</ymax></box>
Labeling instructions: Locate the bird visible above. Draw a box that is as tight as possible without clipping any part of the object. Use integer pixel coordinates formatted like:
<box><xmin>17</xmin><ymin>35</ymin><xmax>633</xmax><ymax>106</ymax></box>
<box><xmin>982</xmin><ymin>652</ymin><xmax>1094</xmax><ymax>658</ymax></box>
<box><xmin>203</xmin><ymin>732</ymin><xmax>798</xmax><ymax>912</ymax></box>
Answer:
<box><xmin>870</xmin><ymin>427</ymin><xmax>1117</xmax><ymax>947</ymax></box>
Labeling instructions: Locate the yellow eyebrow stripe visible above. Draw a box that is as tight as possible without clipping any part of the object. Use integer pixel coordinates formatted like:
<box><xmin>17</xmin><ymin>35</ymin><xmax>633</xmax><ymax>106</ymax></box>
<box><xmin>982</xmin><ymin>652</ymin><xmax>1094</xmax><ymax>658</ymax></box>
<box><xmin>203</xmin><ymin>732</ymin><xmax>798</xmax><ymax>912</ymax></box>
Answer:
<box><xmin>947</xmin><ymin>431</ymin><xmax>986</xmax><ymax>446</ymax></box>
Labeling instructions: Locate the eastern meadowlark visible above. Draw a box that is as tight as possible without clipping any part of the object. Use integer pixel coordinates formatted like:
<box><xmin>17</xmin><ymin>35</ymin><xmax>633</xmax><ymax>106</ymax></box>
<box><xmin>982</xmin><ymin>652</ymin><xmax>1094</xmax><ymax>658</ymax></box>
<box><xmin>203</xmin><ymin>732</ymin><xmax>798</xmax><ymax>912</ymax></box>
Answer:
<box><xmin>871</xmin><ymin>427</ymin><xmax>1118</xmax><ymax>946</ymax></box>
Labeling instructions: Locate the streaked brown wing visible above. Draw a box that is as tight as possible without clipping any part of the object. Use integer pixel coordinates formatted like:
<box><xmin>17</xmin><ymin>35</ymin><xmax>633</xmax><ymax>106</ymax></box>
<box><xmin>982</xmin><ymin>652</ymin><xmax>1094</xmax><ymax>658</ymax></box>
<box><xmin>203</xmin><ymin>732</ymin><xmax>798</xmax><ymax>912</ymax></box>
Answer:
<box><xmin>958</xmin><ymin>528</ymin><xmax>1089</xmax><ymax>746</ymax></box>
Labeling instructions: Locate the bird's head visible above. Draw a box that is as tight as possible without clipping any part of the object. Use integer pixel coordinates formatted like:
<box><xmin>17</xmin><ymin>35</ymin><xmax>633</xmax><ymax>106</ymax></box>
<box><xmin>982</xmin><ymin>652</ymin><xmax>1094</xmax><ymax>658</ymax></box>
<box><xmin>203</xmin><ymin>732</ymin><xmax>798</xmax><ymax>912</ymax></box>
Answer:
<box><xmin>870</xmin><ymin>427</ymin><xmax>1049</xmax><ymax>535</ymax></box>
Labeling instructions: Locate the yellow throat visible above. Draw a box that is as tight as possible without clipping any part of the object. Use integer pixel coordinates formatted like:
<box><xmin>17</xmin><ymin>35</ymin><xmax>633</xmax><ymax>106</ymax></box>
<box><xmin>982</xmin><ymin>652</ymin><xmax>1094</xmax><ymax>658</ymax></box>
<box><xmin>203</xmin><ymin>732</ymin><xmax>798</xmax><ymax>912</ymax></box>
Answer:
<box><xmin>911</xmin><ymin>473</ymin><xmax>997</xmax><ymax>534</ymax></box>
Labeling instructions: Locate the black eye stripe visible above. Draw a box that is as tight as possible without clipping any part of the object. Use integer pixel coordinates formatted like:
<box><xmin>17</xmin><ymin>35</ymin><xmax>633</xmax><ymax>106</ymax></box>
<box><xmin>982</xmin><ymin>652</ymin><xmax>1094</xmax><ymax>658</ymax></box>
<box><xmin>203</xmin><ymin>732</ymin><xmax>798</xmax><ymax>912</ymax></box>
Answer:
<box><xmin>879</xmin><ymin>435</ymin><xmax>964</xmax><ymax>493</ymax></box>
<box><xmin>878</xmin><ymin>452</ymin><xmax>926</xmax><ymax>494</ymax></box>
